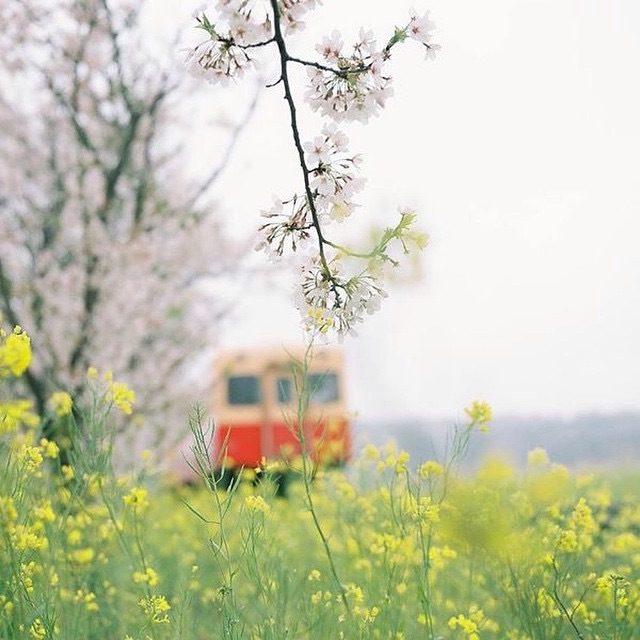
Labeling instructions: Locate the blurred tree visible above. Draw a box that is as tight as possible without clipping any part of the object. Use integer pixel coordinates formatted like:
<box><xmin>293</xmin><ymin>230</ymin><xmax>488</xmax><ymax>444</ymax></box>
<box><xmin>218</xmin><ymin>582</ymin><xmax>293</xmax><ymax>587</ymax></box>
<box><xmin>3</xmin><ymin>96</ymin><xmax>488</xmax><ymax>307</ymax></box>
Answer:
<box><xmin>0</xmin><ymin>0</ymin><xmax>251</xmax><ymax>453</ymax></box>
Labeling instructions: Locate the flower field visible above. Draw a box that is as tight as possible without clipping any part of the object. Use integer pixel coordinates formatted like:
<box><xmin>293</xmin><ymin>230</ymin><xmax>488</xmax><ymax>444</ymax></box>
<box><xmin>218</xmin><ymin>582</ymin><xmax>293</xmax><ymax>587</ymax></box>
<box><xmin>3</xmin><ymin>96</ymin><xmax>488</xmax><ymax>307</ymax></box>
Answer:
<box><xmin>2</xmin><ymin>327</ymin><xmax>639</xmax><ymax>640</ymax></box>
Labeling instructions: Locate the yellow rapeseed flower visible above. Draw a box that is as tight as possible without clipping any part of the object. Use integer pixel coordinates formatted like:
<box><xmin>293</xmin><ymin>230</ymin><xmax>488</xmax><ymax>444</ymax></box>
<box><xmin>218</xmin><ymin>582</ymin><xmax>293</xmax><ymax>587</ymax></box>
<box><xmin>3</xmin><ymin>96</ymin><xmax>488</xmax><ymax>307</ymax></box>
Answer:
<box><xmin>244</xmin><ymin>494</ymin><xmax>270</xmax><ymax>514</ymax></box>
<box><xmin>107</xmin><ymin>380</ymin><xmax>135</xmax><ymax>415</ymax></box>
<box><xmin>525</xmin><ymin>463</ymin><xmax>570</xmax><ymax>507</ymax></box>
<box><xmin>476</xmin><ymin>457</ymin><xmax>513</xmax><ymax>486</ymax></box>
<box><xmin>345</xmin><ymin>583</ymin><xmax>365</xmax><ymax>604</ymax></box>
<box><xmin>0</xmin><ymin>326</ymin><xmax>31</xmax><ymax>377</ymax></box>
<box><xmin>355</xmin><ymin>605</ymin><xmax>380</xmax><ymax>626</ymax></box>
<box><xmin>138</xmin><ymin>595</ymin><xmax>171</xmax><ymax>623</ymax></box>
<box><xmin>71</xmin><ymin>548</ymin><xmax>96</xmax><ymax>564</ymax></box>
<box><xmin>29</xmin><ymin>618</ymin><xmax>46</xmax><ymax>640</ymax></box>
<box><xmin>362</xmin><ymin>444</ymin><xmax>380</xmax><ymax>461</ymax></box>
<box><xmin>123</xmin><ymin>487</ymin><xmax>149</xmax><ymax>510</ymax></box>
<box><xmin>40</xmin><ymin>438</ymin><xmax>59</xmax><ymax>459</ymax></box>
<box><xmin>417</xmin><ymin>460</ymin><xmax>444</xmax><ymax>479</ymax></box>
<box><xmin>18</xmin><ymin>445</ymin><xmax>43</xmax><ymax>473</ymax></box>
<box><xmin>67</xmin><ymin>529</ymin><xmax>82</xmax><ymax>545</ymax></box>
<box><xmin>61</xmin><ymin>465</ymin><xmax>75</xmax><ymax>481</ymax></box>
<box><xmin>33</xmin><ymin>500</ymin><xmax>55</xmax><ymax>523</ymax></box>
<box><xmin>0</xmin><ymin>399</ymin><xmax>39</xmax><ymax>433</ymax></box>
<box><xmin>48</xmin><ymin>391</ymin><xmax>73</xmax><ymax>417</ymax></box>
<box><xmin>527</xmin><ymin>447</ymin><xmax>550</xmax><ymax>466</ymax></box>
<box><xmin>468</xmin><ymin>605</ymin><xmax>499</xmax><ymax>633</ymax></box>
<box><xmin>465</xmin><ymin>400</ymin><xmax>492</xmax><ymax>431</ymax></box>
<box><xmin>133</xmin><ymin>567</ymin><xmax>159</xmax><ymax>587</ymax></box>
<box><xmin>0</xmin><ymin>595</ymin><xmax>14</xmax><ymax>614</ymax></box>
<box><xmin>429</xmin><ymin>545</ymin><xmax>458</xmax><ymax>570</ymax></box>
<box><xmin>395</xmin><ymin>450</ymin><xmax>410</xmax><ymax>474</ymax></box>
<box><xmin>0</xmin><ymin>496</ymin><xmax>18</xmax><ymax>532</ymax></box>
<box><xmin>75</xmin><ymin>589</ymin><xmax>99</xmax><ymax>613</ymax></box>
<box><xmin>556</xmin><ymin>528</ymin><xmax>578</xmax><ymax>553</ymax></box>
<box><xmin>448</xmin><ymin>613</ymin><xmax>479</xmax><ymax>640</ymax></box>
<box><xmin>12</xmin><ymin>524</ymin><xmax>48</xmax><ymax>550</ymax></box>
<box><xmin>410</xmin><ymin>496</ymin><xmax>440</xmax><ymax>525</ymax></box>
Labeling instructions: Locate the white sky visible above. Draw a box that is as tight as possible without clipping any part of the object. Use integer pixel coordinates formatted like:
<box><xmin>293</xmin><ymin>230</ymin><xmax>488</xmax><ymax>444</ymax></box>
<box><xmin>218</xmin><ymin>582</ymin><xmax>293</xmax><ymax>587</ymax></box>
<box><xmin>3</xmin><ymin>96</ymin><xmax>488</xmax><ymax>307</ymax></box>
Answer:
<box><xmin>158</xmin><ymin>0</ymin><xmax>640</xmax><ymax>422</ymax></box>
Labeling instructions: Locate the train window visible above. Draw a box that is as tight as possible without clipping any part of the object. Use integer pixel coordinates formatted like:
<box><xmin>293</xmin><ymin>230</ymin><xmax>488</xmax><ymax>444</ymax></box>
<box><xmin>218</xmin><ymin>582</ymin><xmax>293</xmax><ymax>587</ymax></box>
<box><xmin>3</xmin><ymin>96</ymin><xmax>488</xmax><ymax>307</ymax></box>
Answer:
<box><xmin>276</xmin><ymin>377</ymin><xmax>293</xmax><ymax>404</ymax></box>
<box><xmin>227</xmin><ymin>375</ymin><xmax>260</xmax><ymax>405</ymax></box>
<box><xmin>308</xmin><ymin>372</ymin><xmax>339</xmax><ymax>404</ymax></box>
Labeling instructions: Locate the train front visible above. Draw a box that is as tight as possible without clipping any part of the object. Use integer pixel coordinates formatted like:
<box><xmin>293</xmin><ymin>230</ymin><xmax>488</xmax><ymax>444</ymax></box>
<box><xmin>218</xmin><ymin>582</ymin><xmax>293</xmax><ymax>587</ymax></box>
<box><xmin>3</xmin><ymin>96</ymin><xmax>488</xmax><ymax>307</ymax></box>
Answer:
<box><xmin>211</xmin><ymin>346</ymin><xmax>351</xmax><ymax>479</ymax></box>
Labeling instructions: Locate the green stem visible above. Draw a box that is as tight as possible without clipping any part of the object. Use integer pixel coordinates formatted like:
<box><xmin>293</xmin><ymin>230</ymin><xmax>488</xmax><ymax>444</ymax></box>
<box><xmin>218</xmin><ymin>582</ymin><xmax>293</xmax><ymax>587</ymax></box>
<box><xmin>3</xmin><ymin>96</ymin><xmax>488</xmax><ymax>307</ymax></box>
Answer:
<box><xmin>294</xmin><ymin>341</ymin><xmax>351</xmax><ymax>615</ymax></box>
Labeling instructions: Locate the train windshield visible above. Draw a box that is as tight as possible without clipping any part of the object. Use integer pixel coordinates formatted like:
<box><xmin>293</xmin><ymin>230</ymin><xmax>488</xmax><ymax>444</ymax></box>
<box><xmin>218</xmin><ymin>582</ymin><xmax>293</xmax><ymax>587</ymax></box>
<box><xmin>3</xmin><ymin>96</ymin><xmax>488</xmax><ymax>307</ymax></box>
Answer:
<box><xmin>275</xmin><ymin>372</ymin><xmax>339</xmax><ymax>404</ymax></box>
<box><xmin>276</xmin><ymin>377</ymin><xmax>293</xmax><ymax>404</ymax></box>
<box><xmin>308</xmin><ymin>372</ymin><xmax>339</xmax><ymax>404</ymax></box>
<box><xmin>227</xmin><ymin>375</ymin><xmax>261</xmax><ymax>405</ymax></box>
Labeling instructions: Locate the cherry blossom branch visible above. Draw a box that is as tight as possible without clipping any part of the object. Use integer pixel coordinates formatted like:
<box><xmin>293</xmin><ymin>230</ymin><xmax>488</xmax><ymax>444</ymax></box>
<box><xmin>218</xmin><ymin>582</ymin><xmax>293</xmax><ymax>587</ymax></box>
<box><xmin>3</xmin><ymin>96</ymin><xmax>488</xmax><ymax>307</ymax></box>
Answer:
<box><xmin>185</xmin><ymin>1</ymin><xmax>438</xmax><ymax>336</ymax></box>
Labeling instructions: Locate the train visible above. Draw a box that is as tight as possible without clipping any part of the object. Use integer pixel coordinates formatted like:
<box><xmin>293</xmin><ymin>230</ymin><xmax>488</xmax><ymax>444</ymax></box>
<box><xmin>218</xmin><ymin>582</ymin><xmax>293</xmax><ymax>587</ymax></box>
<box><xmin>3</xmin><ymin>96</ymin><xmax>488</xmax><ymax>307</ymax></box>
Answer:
<box><xmin>206</xmin><ymin>345</ymin><xmax>351</xmax><ymax>487</ymax></box>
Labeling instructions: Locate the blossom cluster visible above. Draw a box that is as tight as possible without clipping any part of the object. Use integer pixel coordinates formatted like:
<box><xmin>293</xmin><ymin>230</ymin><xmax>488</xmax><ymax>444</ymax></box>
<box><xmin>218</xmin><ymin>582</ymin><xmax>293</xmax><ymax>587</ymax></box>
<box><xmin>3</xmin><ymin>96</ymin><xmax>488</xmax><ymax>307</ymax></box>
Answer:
<box><xmin>184</xmin><ymin>34</ymin><xmax>255</xmax><ymax>85</ymax></box>
<box><xmin>304</xmin><ymin>12</ymin><xmax>437</xmax><ymax>124</ymax></box>
<box><xmin>305</xmin><ymin>123</ymin><xmax>365</xmax><ymax>219</ymax></box>
<box><xmin>294</xmin><ymin>256</ymin><xmax>387</xmax><ymax>337</ymax></box>
<box><xmin>185</xmin><ymin>0</ymin><xmax>320</xmax><ymax>83</ymax></box>
<box><xmin>257</xmin><ymin>124</ymin><xmax>364</xmax><ymax>259</ymax></box>
<box><xmin>305</xmin><ymin>29</ymin><xmax>392</xmax><ymax>124</ymax></box>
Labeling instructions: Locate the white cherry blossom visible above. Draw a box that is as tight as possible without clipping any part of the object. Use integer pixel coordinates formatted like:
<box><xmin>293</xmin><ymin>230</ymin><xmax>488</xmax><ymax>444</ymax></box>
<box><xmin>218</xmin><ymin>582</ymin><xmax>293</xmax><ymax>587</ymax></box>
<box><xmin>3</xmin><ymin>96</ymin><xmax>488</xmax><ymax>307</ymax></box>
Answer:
<box><xmin>407</xmin><ymin>11</ymin><xmax>436</xmax><ymax>44</ymax></box>
<box><xmin>305</xmin><ymin>39</ymin><xmax>393</xmax><ymax>123</ymax></box>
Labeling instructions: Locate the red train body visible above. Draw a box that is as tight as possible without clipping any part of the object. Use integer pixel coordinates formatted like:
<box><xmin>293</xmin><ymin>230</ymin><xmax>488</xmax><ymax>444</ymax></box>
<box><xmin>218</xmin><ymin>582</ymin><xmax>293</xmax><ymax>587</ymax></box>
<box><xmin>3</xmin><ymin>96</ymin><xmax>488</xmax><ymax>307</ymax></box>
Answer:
<box><xmin>211</xmin><ymin>346</ymin><xmax>350</xmax><ymax>471</ymax></box>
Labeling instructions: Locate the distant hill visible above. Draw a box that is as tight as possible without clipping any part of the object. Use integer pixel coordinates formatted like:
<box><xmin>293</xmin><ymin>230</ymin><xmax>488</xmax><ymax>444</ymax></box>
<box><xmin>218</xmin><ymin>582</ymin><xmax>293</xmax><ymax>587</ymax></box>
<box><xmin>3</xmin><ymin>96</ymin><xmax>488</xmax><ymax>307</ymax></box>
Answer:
<box><xmin>352</xmin><ymin>412</ymin><xmax>640</xmax><ymax>471</ymax></box>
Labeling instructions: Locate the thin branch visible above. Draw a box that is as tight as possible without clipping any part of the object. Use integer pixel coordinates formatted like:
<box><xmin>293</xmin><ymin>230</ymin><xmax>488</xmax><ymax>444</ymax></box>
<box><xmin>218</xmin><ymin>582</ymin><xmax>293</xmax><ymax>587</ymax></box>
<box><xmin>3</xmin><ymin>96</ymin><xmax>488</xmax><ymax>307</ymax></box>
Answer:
<box><xmin>99</xmin><ymin>0</ymin><xmax>135</xmax><ymax>110</ymax></box>
<box><xmin>46</xmin><ymin>78</ymin><xmax>101</xmax><ymax>162</ymax></box>
<box><xmin>186</xmin><ymin>82</ymin><xmax>262</xmax><ymax>211</ymax></box>
<box><xmin>287</xmin><ymin>55</ymin><xmax>348</xmax><ymax>76</ymax></box>
<box><xmin>239</xmin><ymin>37</ymin><xmax>277</xmax><ymax>49</ymax></box>
<box><xmin>268</xmin><ymin>0</ymin><xmax>330</xmax><ymax>276</ymax></box>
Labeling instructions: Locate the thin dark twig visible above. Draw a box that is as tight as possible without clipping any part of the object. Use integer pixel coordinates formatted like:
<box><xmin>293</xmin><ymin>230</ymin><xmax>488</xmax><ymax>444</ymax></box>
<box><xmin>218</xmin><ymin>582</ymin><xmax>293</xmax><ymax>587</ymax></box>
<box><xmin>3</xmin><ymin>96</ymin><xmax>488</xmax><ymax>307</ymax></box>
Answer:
<box><xmin>239</xmin><ymin>37</ymin><xmax>277</xmax><ymax>49</ymax></box>
<box><xmin>265</xmin><ymin>76</ymin><xmax>282</xmax><ymax>89</ymax></box>
<box><xmin>268</xmin><ymin>0</ymin><xmax>330</xmax><ymax>277</ymax></box>
<box><xmin>186</xmin><ymin>83</ymin><xmax>261</xmax><ymax>211</ymax></box>
<box><xmin>287</xmin><ymin>55</ymin><xmax>354</xmax><ymax>76</ymax></box>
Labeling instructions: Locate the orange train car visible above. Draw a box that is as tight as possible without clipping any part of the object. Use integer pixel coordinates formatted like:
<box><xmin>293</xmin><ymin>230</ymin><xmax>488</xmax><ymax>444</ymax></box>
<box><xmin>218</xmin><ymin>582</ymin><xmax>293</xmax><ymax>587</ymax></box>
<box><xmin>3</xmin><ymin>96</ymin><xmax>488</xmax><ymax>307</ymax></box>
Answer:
<box><xmin>211</xmin><ymin>346</ymin><xmax>351</xmax><ymax>474</ymax></box>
